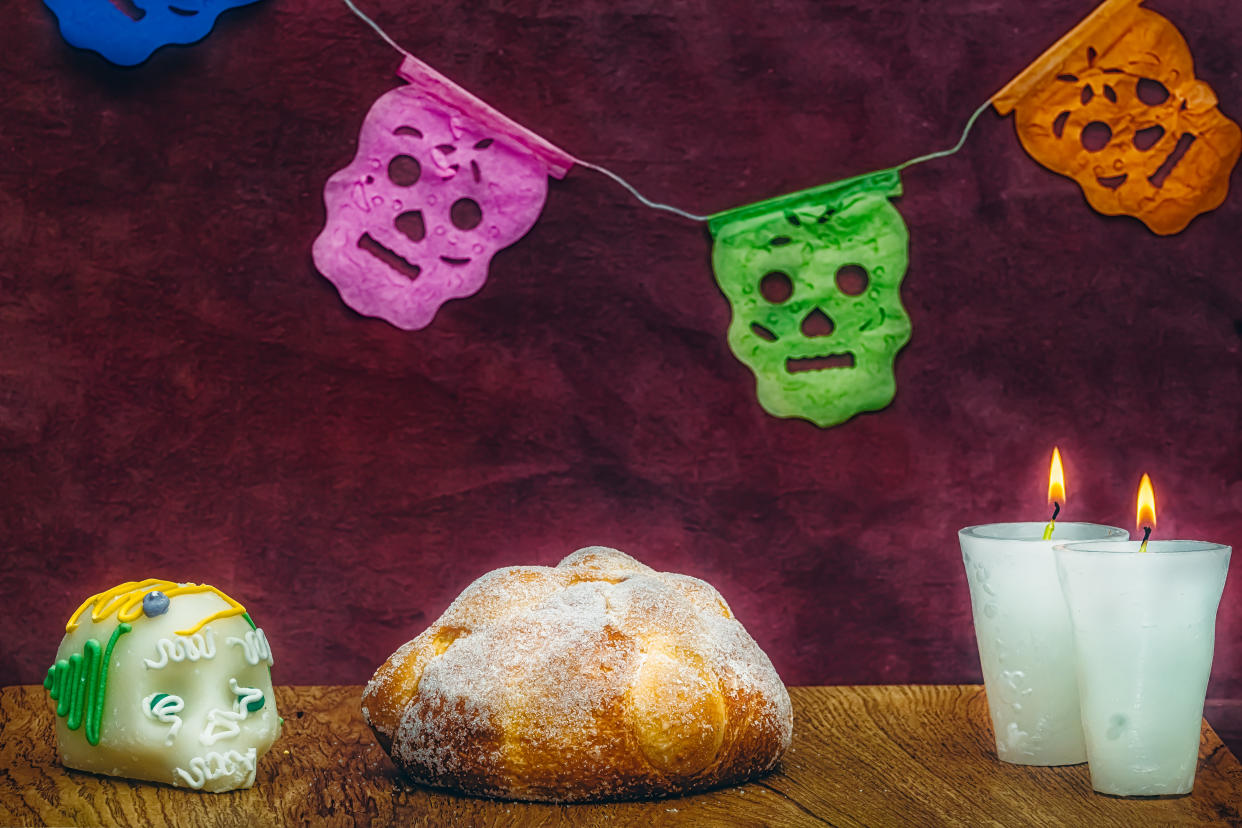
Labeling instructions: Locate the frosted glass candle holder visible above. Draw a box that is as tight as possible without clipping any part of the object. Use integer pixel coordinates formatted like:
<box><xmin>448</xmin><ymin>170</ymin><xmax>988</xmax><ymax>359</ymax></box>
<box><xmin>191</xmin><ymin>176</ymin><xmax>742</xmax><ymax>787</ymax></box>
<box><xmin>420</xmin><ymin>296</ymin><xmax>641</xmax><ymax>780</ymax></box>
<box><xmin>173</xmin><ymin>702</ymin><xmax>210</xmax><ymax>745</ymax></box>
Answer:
<box><xmin>1055</xmin><ymin>540</ymin><xmax>1231</xmax><ymax>796</ymax></box>
<box><xmin>959</xmin><ymin>522</ymin><xmax>1128</xmax><ymax>765</ymax></box>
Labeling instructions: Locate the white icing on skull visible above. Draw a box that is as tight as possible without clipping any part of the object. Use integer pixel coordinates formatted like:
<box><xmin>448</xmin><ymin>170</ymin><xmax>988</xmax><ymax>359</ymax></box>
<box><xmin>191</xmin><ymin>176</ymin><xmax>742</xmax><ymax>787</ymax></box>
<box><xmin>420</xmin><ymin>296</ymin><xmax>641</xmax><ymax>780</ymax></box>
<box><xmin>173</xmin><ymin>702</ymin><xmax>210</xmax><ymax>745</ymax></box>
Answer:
<box><xmin>46</xmin><ymin>581</ymin><xmax>280</xmax><ymax>792</ymax></box>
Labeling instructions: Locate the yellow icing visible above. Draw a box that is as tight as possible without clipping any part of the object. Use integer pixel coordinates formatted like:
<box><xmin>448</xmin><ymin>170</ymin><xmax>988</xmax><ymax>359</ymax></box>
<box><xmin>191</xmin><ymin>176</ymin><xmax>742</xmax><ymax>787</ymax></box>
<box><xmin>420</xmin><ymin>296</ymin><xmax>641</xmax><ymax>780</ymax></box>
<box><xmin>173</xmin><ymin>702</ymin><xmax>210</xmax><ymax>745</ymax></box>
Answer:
<box><xmin>66</xmin><ymin>580</ymin><xmax>247</xmax><ymax>637</ymax></box>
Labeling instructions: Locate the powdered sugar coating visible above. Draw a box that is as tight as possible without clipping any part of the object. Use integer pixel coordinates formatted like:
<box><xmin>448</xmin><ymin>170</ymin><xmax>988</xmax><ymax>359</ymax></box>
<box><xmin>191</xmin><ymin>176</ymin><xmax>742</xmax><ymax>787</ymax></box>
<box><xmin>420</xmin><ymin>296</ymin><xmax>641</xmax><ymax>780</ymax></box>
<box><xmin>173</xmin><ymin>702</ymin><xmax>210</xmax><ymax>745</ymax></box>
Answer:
<box><xmin>363</xmin><ymin>547</ymin><xmax>793</xmax><ymax>802</ymax></box>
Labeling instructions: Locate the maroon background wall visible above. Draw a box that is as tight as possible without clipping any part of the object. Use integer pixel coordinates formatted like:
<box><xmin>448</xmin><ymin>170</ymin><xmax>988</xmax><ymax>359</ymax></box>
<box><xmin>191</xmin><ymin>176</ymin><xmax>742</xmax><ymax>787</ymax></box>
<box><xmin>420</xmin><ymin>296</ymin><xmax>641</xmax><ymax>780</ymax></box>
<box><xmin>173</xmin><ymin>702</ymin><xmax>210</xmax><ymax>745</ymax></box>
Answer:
<box><xmin>2</xmin><ymin>0</ymin><xmax>1240</xmax><ymax>737</ymax></box>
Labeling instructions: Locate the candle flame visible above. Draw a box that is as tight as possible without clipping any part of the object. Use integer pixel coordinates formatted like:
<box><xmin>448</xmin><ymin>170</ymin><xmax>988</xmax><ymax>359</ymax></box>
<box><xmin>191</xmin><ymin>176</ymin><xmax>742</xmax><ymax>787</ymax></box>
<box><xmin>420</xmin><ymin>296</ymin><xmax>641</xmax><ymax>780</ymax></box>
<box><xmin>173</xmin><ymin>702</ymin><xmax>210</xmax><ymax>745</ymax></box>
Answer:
<box><xmin>1047</xmin><ymin>447</ymin><xmax>1066</xmax><ymax>505</ymax></box>
<box><xmin>1136</xmin><ymin>473</ymin><xmax>1157</xmax><ymax>531</ymax></box>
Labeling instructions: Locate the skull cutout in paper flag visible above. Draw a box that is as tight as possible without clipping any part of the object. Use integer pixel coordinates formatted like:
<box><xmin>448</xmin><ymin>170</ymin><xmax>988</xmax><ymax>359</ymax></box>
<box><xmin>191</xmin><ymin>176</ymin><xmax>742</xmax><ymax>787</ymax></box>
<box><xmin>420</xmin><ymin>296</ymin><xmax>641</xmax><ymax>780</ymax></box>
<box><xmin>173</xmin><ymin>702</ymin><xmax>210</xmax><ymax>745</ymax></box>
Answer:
<box><xmin>43</xmin><ymin>0</ymin><xmax>263</xmax><ymax>66</ymax></box>
<box><xmin>992</xmin><ymin>0</ymin><xmax>1241</xmax><ymax>235</ymax></box>
<box><xmin>314</xmin><ymin>57</ymin><xmax>575</xmax><ymax>331</ymax></box>
<box><xmin>709</xmin><ymin>171</ymin><xmax>912</xmax><ymax>428</ymax></box>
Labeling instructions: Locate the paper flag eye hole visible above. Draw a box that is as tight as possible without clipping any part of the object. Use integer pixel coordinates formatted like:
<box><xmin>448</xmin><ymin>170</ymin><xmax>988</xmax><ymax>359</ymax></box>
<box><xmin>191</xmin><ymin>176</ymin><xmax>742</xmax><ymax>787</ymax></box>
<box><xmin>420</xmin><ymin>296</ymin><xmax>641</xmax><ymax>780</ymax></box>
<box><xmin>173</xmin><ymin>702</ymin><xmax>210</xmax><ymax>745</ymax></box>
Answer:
<box><xmin>112</xmin><ymin>0</ymin><xmax>144</xmax><ymax>20</ymax></box>
<box><xmin>1137</xmin><ymin>78</ymin><xmax>1170</xmax><ymax>106</ymax></box>
<box><xmin>760</xmin><ymin>271</ymin><xmax>793</xmax><ymax>303</ymax></box>
<box><xmin>388</xmin><ymin>155</ymin><xmax>421</xmax><ymax>186</ymax></box>
<box><xmin>835</xmin><ymin>265</ymin><xmax>869</xmax><ymax>296</ymax></box>
<box><xmin>1081</xmin><ymin>122</ymin><xmax>1112</xmax><ymax>152</ymax></box>
<box><xmin>1133</xmin><ymin>125</ymin><xmax>1166</xmax><ymax>151</ymax></box>
<box><xmin>1053</xmin><ymin>111</ymin><xmax>1071</xmax><ymax>138</ymax></box>
<box><xmin>450</xmin><ymin>198</ymin><xmax>482</xmax><ymax>231</ymax></box>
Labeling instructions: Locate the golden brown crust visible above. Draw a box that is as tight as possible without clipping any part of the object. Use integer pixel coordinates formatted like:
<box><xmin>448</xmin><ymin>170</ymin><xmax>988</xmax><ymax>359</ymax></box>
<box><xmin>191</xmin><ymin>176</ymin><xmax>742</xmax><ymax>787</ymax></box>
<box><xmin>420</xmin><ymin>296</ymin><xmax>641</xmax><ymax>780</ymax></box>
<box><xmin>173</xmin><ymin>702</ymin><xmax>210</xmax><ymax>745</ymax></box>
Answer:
<box><xmin>362</xmin><ymin>547</ymin><xmax>793</xmax><ymax>802</ymax></box>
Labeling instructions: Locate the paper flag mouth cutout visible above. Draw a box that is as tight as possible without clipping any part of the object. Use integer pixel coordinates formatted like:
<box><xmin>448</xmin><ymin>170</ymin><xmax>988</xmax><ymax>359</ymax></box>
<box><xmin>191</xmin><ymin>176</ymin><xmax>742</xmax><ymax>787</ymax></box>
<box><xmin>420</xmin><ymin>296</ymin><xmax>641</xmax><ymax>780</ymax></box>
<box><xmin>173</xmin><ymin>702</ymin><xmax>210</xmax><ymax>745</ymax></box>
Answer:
<box><xmin>313</xmin><ymin>56</ymin><xmax>575</xmax><ymax>331</ymax></box>
<box><xmin>992</xmin><ymin>0</ymin><xmax>1241</xmax><ymax>235</ymax></box>
<box><xmin>43</xmin><ymin>0</ymin><xmax>264</xmax><ymax>66</ymax></box>
<box><xmin>709</xmin><ymin>170</ymin><xmax>912</xmax><ymax>428</ymax></box>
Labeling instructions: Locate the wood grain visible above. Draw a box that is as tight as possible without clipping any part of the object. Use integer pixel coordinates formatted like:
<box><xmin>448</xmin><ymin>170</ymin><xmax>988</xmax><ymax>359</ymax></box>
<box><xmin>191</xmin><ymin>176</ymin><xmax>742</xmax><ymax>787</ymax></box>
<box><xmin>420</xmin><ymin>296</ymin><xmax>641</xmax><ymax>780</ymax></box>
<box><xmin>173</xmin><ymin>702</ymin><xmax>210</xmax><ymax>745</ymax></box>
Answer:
<box><xmin>2</xmin><ymin>685</ymin><xmax>1240</xmax><ymax>827</ymax></box>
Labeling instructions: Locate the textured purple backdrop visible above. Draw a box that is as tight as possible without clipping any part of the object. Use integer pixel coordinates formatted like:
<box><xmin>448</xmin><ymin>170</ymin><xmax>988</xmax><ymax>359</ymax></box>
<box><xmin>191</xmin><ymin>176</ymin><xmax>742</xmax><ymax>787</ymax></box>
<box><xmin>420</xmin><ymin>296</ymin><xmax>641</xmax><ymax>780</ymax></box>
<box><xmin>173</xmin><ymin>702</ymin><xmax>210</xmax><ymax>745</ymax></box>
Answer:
<box><xmin>1</xmin><ymin>0</ymin><xmax>1240</xmax><ymax>736</ymax></box>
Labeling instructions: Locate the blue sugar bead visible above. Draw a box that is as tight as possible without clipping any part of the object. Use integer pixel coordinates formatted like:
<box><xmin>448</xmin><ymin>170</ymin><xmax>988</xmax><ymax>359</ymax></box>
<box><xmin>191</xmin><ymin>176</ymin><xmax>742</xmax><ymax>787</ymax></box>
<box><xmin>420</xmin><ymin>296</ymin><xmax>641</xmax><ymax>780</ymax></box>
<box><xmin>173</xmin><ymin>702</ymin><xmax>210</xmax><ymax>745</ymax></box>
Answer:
<box><xmin>143</xmin><ymin>591</ymin><xmax>171</xmax><ymax>617</ymax></box>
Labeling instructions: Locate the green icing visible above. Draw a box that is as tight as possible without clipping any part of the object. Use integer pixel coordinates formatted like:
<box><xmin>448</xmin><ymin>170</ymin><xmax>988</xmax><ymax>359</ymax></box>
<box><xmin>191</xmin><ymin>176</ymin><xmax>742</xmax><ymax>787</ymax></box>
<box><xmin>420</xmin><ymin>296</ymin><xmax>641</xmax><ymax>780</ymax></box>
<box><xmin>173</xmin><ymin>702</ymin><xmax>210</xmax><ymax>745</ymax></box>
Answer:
<box><xmin>242</xmin><ymin>612</ymin><xmax>257</xmax><ymax>631</ymax></box>
<box><xmin>709</xmin><ymin>169</ymin><xmax>912</xmax><ymax>427</ymax></box>
<box><xmin>88</xmin><ymin>623</ymin><xmax>131</xmax><ymax>745</ymax></box>
<box><xmin>55</xmin><ymin>658</ymin><xmax>76</xmax><ymax>717</ymax></box>
<box><xmin>48</xmin><ymin>660</ymin><xmax>68</xmax><ymax>709</ymax></box>
<box><xmin>45</xmin><ymin>622</ymin><xmax>131</xmax><ymax>746</ymax></box>
<box><xmin>241</xmin><ymin>692</ymin><xmax>265</xmax><ymax>713</ymax></box>
<box><xmin>66</xmin><ymin>644</ymin><xmax>97</xmax><ymax>731</ymax></box>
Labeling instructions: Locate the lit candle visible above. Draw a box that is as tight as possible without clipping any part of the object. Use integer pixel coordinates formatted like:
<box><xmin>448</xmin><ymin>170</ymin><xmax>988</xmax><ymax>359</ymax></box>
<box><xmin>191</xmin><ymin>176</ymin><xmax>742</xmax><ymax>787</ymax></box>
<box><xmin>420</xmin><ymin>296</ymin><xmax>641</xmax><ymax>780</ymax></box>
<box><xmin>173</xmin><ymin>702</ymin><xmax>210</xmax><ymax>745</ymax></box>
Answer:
<box><xmin>1041</xmin><ymin>446</ymin><xmax>1065</xmax><ymax>540</ymax></box>
<box><xmin>1055</xmin><ymin>476</ymin><xmax>1232</xmax><ymax>796</ymax></box>
<box><xmin>959</xmin><ymin>448</ymin><xmax>1127</xmax><ymax>765</ymax></box>
<box><xmin>1136</xmin><ymin>472</ymin><xmax>1156</xmax><ymax>552</ymax></box>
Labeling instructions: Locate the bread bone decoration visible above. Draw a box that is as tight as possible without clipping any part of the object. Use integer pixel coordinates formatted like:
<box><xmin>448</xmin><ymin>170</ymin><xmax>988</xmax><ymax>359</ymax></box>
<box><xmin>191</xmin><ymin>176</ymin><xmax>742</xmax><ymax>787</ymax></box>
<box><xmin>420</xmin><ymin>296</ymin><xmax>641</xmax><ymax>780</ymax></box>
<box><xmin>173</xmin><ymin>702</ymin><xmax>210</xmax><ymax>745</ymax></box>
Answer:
<box><xmin>44</xmin><ymin>580</ymin><xmax>280</xmax><ymax>792</ymax></box>
<box><xmin>364</xmin><ymin>547</ymin><xmax>793</xmax><ymax>802</ymax></box>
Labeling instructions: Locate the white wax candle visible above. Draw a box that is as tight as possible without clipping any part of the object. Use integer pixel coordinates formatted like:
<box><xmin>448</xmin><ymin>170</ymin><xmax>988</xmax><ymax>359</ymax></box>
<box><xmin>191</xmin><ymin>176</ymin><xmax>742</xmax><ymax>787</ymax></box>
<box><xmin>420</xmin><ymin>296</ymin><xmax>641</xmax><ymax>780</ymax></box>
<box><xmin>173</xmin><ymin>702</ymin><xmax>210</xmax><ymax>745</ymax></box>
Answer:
<box><xmin>1055</xmin><ymin>540</ymin><xmax>1231</xmax><ymax>796</ymax></box>
<box><xmin>959</xmin><ymin>522</ymin><xmax>1128</xmax><ymax>766</ymax></box>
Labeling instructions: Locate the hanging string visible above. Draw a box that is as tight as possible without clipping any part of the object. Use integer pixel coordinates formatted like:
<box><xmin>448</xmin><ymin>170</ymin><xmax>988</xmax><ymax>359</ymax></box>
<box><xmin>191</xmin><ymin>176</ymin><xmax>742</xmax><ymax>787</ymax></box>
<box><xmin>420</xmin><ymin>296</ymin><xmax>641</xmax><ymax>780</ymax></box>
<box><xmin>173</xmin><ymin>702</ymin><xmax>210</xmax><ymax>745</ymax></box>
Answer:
<box><xmin>342</xmin><ymin>0</ymin><xmax>411</xmax><ymax>58</ymax></box>
<box><xmin>340</xmin><ymin>0</ymin><xmax>989</xmax><ymax>223</ymax></box>
<box><xmin>893</xmin><ymin>98</ymin><xmax>993</xmax><ymax>173</ymax></box>
<box><xmin>572</xmin><ymin>161</ymin><xmax>714</xmax><ymax>222</ymax></box>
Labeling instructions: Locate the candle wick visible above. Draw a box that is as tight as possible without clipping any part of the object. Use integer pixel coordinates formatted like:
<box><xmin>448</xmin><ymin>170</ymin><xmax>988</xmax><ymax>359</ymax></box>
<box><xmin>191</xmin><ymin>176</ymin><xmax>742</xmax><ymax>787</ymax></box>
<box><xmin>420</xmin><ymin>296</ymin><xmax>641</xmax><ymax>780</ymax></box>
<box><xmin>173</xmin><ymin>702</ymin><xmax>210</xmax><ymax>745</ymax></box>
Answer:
<box><xmin>1138</xmin><ymin>525</ymin><xmax>1152</xmax><ymax>554</ymax></box>
<box><xmin>1041</xmin><ymin>502</ymin><xmax>1060</xmax><ymax>541</ymax></box>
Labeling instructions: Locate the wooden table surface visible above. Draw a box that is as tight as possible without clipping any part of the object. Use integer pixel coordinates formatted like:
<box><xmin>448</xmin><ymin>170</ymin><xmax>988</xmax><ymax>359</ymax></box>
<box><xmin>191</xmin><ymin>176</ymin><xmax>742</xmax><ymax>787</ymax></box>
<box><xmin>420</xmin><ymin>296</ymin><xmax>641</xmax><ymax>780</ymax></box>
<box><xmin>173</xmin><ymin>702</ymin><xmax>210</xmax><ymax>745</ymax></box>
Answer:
<box><xmin>2</xmin><ymin>684</ymin><xmax>1240</xmax><ymax>827</ymax></box>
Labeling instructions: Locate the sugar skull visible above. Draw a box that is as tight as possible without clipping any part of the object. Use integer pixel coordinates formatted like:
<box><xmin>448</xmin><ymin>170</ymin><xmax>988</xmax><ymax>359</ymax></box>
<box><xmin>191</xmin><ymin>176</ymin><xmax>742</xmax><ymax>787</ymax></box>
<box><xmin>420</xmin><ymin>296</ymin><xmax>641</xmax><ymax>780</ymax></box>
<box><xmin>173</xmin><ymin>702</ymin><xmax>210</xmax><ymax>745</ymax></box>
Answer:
<box><xmin>313</xmin><ymin>56</ymin><xmax>575</xmax><ymax>331</ymax></box>
<box><xmin>44</xmin><ymin>579</ymin><xmax>280</xmax><ymax>792</ymax></box>
<box><xmin>709</xmin><ymin>170</ymin><xmax>912</xmax><ymax>428</ymax></box>
<box><xmin>43</xmin><ymin>0</ymin><xmax>263</xmax><ymax>66</ymax></box>
<box><xmin>992</xmin><ymin>0</ymin><xmax>1241</xmax><ymax>235</ymax></box>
